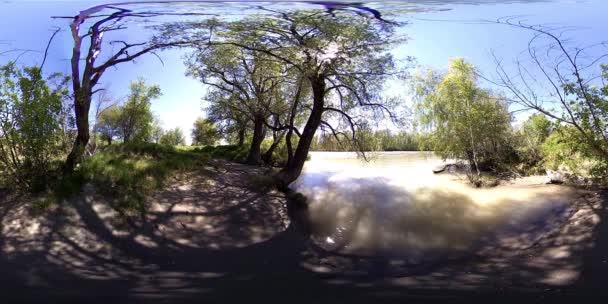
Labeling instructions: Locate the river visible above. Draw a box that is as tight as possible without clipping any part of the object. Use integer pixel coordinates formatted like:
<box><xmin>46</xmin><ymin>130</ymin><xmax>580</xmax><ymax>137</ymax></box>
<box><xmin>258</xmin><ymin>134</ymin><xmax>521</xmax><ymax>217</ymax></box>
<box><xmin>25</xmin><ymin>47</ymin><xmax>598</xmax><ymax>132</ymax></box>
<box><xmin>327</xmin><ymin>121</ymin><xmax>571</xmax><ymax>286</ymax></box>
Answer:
<box><xmin>293</xmin><ymin>151</ymin><xmax>573</xmax><ymax>259</ymax></box>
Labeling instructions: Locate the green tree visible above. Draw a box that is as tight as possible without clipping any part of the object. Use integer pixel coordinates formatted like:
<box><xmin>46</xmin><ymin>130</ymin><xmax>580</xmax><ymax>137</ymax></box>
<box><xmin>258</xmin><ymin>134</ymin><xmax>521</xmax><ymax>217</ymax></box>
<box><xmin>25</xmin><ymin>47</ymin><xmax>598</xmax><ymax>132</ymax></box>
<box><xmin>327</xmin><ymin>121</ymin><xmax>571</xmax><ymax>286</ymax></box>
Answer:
<box><xmin>159</xmin><ymin>127</ymin><xmax>186</xmax><ymax>146</ymax></box>
<box><xmin>181</xmin><ymin>11</ymin><xmax>402</xmax><ymax>186</ymax></box>
<box><xmin>0</xmin><ymin>62</ymin><xmax>70</xmax><ymax>191</ymax></box>
<box><xmin>150</xmin><ymin>116</ymin><xmax>164</xmax><ymax>144</ymax></box>
<box><xmin>191</xmin><ymin>117</ymin><xmax>219</xmax><ymax>146</ymax></box>
<box><xmin>185</xmin><ymin>43</ymin><xmax>286</xmax><ymax>165</ymax></box>
<box><xmin>516</xmin><ymin>114</ymin><xmax>552</xmax><ymax>172</ymax></box>
<box><xmin>413</xmin><ymin>58</ymin><xmax>513</xmax><ymax>181</ymax></box>
<box><xmin>119</xmin><ymin>79</ymin><xmax>160</xmax><ymax>143</ymax></box>
<box><xmin>96</xmin><ymin>105</ymin><xmax>122</xmax><ymax>145</ymax></box>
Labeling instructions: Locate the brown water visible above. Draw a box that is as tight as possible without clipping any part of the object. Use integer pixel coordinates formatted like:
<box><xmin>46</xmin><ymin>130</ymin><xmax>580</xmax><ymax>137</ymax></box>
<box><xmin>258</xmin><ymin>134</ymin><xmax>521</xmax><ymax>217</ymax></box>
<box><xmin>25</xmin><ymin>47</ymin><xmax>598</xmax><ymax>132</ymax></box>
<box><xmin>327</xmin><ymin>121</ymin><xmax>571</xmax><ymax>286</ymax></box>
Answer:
<box><xmin>293</xmin><ymin>152</ymin><xmax>573</xmax><ymax>259</ymax></box>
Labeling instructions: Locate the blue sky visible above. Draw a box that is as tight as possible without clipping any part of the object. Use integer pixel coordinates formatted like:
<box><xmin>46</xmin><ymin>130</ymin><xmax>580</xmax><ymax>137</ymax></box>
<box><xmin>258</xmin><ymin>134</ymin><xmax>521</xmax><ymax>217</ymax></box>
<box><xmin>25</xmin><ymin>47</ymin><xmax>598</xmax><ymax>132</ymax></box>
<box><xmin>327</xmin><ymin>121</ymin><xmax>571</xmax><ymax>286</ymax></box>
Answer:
<box><xmin>1</xmin><ymin>0</ymin><xmax>607</xmax><ymax>143</ymax></box>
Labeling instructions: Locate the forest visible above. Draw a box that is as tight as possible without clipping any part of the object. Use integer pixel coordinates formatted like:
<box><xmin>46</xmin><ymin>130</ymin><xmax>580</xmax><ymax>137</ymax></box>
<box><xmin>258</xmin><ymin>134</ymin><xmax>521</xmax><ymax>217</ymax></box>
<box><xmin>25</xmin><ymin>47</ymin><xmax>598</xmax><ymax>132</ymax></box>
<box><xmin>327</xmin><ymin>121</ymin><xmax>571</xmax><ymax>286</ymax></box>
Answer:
<box><xmin>0</xmin><ymin>1</ymin><xmax>607</xmax><ymax>302</ymax></box>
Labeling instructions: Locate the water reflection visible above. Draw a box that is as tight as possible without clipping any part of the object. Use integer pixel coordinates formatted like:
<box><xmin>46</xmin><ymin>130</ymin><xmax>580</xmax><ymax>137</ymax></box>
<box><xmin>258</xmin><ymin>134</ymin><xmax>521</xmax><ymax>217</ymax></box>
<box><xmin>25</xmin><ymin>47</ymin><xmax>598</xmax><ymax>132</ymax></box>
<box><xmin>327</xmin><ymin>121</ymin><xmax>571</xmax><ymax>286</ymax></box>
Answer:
<box><xmin>294</xmin><ymin>152</ymin><xmax>572</xmax><ymax>260</ymax></box>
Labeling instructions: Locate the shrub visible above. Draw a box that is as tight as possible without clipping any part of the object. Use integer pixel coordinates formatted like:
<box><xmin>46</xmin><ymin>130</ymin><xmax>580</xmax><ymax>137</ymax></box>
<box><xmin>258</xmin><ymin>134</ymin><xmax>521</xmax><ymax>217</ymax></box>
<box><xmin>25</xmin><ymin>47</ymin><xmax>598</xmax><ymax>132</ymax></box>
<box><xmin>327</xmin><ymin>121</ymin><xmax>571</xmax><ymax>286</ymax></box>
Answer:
<box><xmin>541</xmin><ymin>125</ymin><xmax>607</xmax><ymax>185</ymax></box>
<box><xmin>513</xmin><ymin>114</ymin><xmax>553</xmax><ymax>175</ymax></box>
<box><xmin>0</xmin><ymin>62</ymin><xmax>71</xmax><ymax>192</ymax></box>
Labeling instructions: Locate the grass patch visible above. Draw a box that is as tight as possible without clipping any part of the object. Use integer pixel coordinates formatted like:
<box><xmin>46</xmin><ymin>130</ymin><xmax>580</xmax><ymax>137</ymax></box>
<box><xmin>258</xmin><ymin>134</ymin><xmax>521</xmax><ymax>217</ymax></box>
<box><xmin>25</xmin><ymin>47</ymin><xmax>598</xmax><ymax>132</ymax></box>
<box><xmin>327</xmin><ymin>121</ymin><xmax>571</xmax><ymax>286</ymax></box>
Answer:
<box><xmin>73</xmin><ymin>143</ymin><xmax>209</xmax><ymax>215</ymax></box>
<box><xmin>194</xmin><ymin>145</ymin><xmax>250</xmax><ymax>163</ymax></box>
<box><xmin>51</xmin><ymin>144</ymin><xmax>252</xmax><ymax>215</ymax></box>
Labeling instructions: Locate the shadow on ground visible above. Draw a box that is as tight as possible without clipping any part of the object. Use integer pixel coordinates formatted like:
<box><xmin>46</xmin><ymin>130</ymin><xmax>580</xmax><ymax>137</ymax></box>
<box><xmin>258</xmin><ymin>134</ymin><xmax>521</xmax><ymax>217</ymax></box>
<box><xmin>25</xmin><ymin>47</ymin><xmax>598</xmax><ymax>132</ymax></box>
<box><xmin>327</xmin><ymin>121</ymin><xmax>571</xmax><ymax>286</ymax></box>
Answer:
<box><xmin>0</xmin><ymin>160</ymin><xmax>607</xmax><ymax>302</ymax></box>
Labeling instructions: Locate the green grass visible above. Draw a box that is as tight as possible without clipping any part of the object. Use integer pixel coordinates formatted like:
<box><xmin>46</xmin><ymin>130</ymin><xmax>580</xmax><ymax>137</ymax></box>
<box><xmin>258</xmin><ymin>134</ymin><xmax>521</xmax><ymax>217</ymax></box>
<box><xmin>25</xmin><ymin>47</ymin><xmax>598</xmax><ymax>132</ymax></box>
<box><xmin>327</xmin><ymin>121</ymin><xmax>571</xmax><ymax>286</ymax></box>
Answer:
<box><xmin>51</xmin><ymin>143</ymin><xmax>255</xmax><ymax>215</ymax></box>
<box><xmin>63</xmin><ymin>143</ymin><xmax>209</xmax><ymax>215</ymax></box>
<box><xmin>193</xmin><ymin>145</ymin><xmax>250</xmax><ymax>162</ymax></box>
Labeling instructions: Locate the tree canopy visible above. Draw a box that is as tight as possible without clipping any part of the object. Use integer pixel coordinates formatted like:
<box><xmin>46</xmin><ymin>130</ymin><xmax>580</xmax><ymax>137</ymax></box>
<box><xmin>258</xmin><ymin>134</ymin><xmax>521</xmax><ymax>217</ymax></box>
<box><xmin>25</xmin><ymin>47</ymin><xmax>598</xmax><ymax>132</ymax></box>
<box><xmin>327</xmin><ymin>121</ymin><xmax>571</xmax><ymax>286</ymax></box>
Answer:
<box><xmin>191</xmin><ymin>117</ymin><xmax>219</xmax><ymax>146</ymax></box>
<box><xmin>119</xmin><ymin>80</ymin><xmax>161</xmax><ymax>143</ymax></box>
<box><xmin>163</xmin><ymin>9</ymin><xmax>405</xmax><ymax>185</ymax></box>
<box><xmin>160</xmin><ymin>127</ymin><xmax>186</xmax><ymax>146</ymax></box>
<box><xmin>413</xmin><ymin>58</ymin><xmax>513</xmax><ymax>179</ymax></box>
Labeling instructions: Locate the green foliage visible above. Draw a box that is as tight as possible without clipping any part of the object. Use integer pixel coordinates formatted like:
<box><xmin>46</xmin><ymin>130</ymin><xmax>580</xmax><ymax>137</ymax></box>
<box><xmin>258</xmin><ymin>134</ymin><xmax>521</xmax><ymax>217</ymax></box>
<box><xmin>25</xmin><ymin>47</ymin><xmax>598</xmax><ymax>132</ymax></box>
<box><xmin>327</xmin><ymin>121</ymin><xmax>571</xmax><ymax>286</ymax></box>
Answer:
<box><xmin>527</xmin><ymin>64</ymin><xmax>608</xmax><ymax>184</ymax></box>
<box><xmin>541</xmin><ymin>125</ymin><xmax>607</xmax><ymax>183</ymax></box>
<box><xmin>311</xmin><ymin>129</ymin><xmax>422</xmax><ymax>152</ymax></box>
<box><xmin>0</xmin><ymin>62</ymin><xmax>70</xmax><ymax>192</ymax></box>
<box><xmin>96</xmin><ymin>105</ymin><xmax>122</xmax><ymax>145</ymax></box>
<box><xmin>559</xmin><ymin>64</ymin><xmax>608</xmax><ymax>157</ymax></box>
<box><xmin>513</xmin><ymin>114</ymin><xmax>553</xmax><ymax>174</ymax></box>
<box><xmin>79</xmin><ymin>143</ymin><xmax>208</xmax><ymax>214</ymax></box>
<box><xmin>163</xmin><ymin>9</ymin><xmax>402</xmax><ymax>181</ymax></box>
<box><xmin>150</xmin><ymin>116</ymin><xmax>164</xmax><ymax>144</ymax></box>
<box><xmin>191</xmin><ymin>117</ymin><xmax>219</xmax><ymax>146</ymax></box>
<box><xmin>159</xmin><ymin>127</ymin><xmax>186</xmax><ymax>146</ymax></box>
<box><xmin>258</xmin><ymin>136</ymin><xmax>298</xmax><ymax>166</ymax></box>
<box><xmin>119</xmin><ymin>79</ymin><xmax>160</xmax><ymax>143</ymax></box>
<box><xmin>93</xmin><ymin>80</ymin><xmax>161</xmax><ymax>145</ymax></box>
<box><xmin>195</xmin><ymin>145</ymin><xmax>249</xmax><ymax>163</ymax></box>
<box><xmin>413</xmin><ymin>58</ymin><xmax>514</xmax><ymax>181</ymax></box>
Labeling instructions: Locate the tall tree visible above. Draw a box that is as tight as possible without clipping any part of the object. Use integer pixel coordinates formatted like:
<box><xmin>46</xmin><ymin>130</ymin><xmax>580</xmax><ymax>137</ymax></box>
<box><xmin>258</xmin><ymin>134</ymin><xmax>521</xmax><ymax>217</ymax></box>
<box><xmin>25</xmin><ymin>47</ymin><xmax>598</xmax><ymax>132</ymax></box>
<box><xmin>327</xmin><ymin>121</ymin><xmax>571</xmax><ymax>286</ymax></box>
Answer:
<box><xmin>205</xmin><ymin>92</ymin><xmax>250</xmax><ymax>146</ymax></box>
<box><xmin>172</xmin><ymin>10</ymin><xmax>404</xmax><ymax>186</ymax></box>
<box><xmin>57</xmin><ymin>5</ymin><xmax>210</xmax><ymax>172</ymax></box>
<box><xmin>413</xmin><ymin>58</ymin><xmax>513</xmax><ymax>181</ymax></box>
<box><xmin>185</xmin><ymin>43</ymin><xmax>285</xmax><ymax>165</ymax></box>
<box><xmin>118</xmin><ymin>80</ymin><xmax>160</xmax><ymax>143</ymax></box>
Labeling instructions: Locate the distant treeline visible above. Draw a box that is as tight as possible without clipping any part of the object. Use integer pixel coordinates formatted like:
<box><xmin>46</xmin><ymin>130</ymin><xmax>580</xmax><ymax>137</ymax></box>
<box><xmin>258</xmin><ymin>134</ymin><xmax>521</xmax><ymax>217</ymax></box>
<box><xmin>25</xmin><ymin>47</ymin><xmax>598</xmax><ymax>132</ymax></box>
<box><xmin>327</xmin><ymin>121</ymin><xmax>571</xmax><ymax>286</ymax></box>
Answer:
<box><xmin>310</xmin><ymin>129</ymin><xmax>423</xmax><ymax>152</ymax></box>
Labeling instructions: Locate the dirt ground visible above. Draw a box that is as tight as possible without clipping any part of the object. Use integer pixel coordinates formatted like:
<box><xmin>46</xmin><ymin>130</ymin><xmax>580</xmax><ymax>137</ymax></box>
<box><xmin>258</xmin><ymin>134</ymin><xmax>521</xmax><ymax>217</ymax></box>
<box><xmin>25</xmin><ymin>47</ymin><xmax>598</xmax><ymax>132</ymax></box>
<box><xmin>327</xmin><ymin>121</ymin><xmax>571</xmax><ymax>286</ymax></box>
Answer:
<box><xmin>1</xmin><ymin>159</ymin><xmax>607</xmax><ymax>303</ymax></box>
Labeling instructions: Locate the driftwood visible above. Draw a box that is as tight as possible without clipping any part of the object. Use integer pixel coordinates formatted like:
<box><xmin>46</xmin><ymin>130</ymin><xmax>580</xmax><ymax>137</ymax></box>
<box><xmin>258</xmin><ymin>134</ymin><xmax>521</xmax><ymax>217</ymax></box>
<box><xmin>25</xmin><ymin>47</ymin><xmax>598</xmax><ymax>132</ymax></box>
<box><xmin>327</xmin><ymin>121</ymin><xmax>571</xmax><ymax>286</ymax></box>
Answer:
<box><xmin>432</xmin><ymin>165</ymin><xmax>447</xmax><ymax>174</ymax></box>
<box><xmin>433</xmin><ymin>164</ymin><xmax>455</xmax><ymax>174</ymax></box>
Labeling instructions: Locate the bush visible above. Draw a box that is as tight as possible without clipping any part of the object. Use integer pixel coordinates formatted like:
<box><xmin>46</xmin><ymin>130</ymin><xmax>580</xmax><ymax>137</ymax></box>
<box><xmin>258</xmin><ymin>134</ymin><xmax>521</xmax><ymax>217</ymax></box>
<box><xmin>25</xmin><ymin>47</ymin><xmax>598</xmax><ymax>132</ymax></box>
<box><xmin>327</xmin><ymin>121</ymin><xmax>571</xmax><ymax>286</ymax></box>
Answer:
<box><xmin>512</xmin><ymin>114</ymin><xmax>553</xmax><ymax>175</ymax></box>
<box><xmin>541</xmin><ymin>125</ymin><xmax>607</xmax><ymax>185</ymax></box>
<box><xmin>0</xmin><ymin>62</ymin><xmax>71</xmax><ymax>192</ymax></box>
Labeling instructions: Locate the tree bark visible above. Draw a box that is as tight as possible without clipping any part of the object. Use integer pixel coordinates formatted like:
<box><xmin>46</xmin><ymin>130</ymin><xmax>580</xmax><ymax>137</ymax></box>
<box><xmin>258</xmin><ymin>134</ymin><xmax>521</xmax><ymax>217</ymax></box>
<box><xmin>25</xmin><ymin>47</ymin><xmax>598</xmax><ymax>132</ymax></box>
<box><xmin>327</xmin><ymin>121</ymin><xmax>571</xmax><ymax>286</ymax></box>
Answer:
<box><xmin>262</xmin><ymin>132</ymin><xmax>284</xmax><ymax>165</ymax></box>
<box><xmin>275</xmin><ymin>76</ymin><xmax>325</xmax><ymax>189</ymax></box>
<box><xmin>246</xmin><ymin>115</ymin><xmax>266</xmax><ymax>165</ymax></box>
<box><xmin>285</xmin><ymin>129</ymin><xmax>294</xmax><ymax>168</ymax></box>
<box><xmin>64</xmin><ymin>92</ymin><xmax>91</xmax><ymax>173</ymax></box>
<box><xmin>237</xmin><ymin>127</ymin><xmax>245</xmax><ymax>146</ymax></box>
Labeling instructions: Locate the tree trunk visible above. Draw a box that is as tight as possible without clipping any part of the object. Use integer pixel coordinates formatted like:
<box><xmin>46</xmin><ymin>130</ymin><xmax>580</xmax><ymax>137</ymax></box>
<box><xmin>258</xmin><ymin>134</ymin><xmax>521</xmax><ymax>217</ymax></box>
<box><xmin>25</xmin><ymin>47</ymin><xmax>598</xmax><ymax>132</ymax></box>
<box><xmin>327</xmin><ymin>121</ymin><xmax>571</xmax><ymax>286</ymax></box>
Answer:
<box><xmin>285</xmin><ymin>129</ymin><xmax>294</xmax><ymax>168</ymax></box>
<box><xmin>262</xmin><ymin>132</ymin><xmax>284</xmax><ymax>165</ymax></box>
<box><xmin>275</xmin><ymin>76</ymin><xmax>325</xmax><ymax>189</ymax></box>
<box><xmin>64</xmin><ymin>92</ymin><xmax>91</xmax><ymax>173</ymax></box>
<box><xmin>465</xmin><ymin>150</ymin><xmax>480</xmax><ymax>175</ymax></box>
<box><xmin>237</xmin><ymin>127</ymin><xmax>245</xmax><ymax>146</ymax></box>
<box><xmin>246</xmin><ymin>115</ymin><xmax>266</xmax><ymax>165</ymax></box>
<box><xmin>281</xmin><ymin>75</ymin><xmax>304</xmax><ymax>170</ymax></box>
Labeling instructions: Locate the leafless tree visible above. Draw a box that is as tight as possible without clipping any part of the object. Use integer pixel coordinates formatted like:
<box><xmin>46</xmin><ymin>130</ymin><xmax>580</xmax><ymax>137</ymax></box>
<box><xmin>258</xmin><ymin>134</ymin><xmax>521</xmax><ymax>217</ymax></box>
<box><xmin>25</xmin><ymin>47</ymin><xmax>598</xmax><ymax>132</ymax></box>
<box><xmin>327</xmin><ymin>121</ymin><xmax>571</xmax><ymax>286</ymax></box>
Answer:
<box><xmin>53</xmin><ymin>3</ymin><xmax>213</xmax><ymax>172</ymax></box>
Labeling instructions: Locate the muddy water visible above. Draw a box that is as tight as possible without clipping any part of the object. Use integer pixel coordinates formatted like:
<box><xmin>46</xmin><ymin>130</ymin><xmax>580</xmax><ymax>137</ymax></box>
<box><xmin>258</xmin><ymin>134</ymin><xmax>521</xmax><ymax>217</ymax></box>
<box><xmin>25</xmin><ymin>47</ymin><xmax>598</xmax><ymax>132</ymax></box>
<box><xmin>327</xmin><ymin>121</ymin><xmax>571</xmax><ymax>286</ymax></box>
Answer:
<box><xmin>293</xmin><ymin>152</ymin><xmax>573</xmax><ymax>259</ymax></box>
